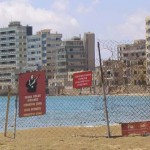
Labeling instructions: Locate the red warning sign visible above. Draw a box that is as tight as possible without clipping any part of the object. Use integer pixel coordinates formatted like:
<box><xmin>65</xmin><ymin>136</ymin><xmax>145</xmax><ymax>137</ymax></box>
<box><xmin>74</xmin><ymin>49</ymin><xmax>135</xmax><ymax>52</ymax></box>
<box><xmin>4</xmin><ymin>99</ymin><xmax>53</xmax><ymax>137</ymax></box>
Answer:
<box><xmin>19</xmin><ymin>70</ymin><xmax>46</xmax><ymax>117</ymax></box>
<box><xmin>121</xmin><ymin>121</ymin><xmax>150</xmax><ymax>136</ymax></box>
<box><xmin>73</xmin><ymin>71</ymin><xmax>92</xmax><ymax>89</ymax></box>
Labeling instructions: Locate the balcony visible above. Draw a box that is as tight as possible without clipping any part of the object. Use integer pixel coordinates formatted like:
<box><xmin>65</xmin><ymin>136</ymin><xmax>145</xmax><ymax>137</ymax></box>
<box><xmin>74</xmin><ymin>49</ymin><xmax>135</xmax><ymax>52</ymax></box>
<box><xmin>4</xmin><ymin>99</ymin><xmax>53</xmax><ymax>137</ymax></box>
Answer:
<box><xmin>66</xmin><ymin>51</ymin><xmax>84</xmax><ymax>55</ymax></box>
<box><xmin>0</xmin><ymin>55</ymin><xmax>16</xmax><ymax>60</ymax></box>
<box><xmin>67</xmin><ymin>65</ymin><xmax>85</xmax><ymax>69</ymax></box>
<box><xmin>0</xmin><ymin>45</ymin><xmax>16</xmax><ymax>50</ymax></box>
<box><xmin>122</xmin><ymin>49</ymin><xmax>146</xmax><ymax>54</ymax></box>
<box><xmin>57</xmin><ymin>58</ymin><xmax>66</xmax><ymax>62</ymax></box>
<box><xmin>0</xmin><ymin>49</ymin><xmax>16</xmax><ymax>55</ymax></box>
<box><xmin>67</xmin><ymin>58</ymin><xmax>83</xmax><ymax>62</ymax></box>
<box><xmin>0</xmin><ymin>61</ymin><xmax>16</xmax><ymax>66</ymax></box>
<box><xmin>0</xmin><ymin>75</ymin><xmax>11</xmax><ymax>79</ymax></box>
<box><xmin>57</xmin><ymin>52</ymin><xmax>66</xmax><ymax>56</ymax></box>
<box><xmin>146</xmin><ymin>41</ymin><xmax>150</xmax><ymax>45</ymax></box>
<box><xmin>57</xmin><ymin>66</ymin><xmax>66</xmax><ymax>69</ymax></box>
<box><xmin>146</xmin><ymin>33</ymin><xmax>150</xmax><ymax>37</ymax></box>
<box><xmin>146</xmin><ymin>25</ymin><xmax>150</xmax><ymax>30</ymax></box>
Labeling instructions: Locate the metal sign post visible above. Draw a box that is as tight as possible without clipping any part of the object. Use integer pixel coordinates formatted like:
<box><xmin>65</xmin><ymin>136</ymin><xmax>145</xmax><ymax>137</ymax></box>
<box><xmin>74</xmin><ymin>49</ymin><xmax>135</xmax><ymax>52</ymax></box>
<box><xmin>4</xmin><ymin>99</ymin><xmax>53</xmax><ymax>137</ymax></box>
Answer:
<box><xmin>97</xmin><ymin>42</ymin><xmax>111</xmax><ymax>138</ymax></box>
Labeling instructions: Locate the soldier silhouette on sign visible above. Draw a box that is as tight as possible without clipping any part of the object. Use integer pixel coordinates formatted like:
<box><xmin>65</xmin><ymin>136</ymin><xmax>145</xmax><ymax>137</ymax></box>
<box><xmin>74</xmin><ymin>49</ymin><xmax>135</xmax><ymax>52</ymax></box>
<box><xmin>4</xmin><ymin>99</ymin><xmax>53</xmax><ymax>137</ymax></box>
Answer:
<box><xmin>26</xmin><ymin>75</ymin><xmax>39</xmax><ymax>92</ymax></box>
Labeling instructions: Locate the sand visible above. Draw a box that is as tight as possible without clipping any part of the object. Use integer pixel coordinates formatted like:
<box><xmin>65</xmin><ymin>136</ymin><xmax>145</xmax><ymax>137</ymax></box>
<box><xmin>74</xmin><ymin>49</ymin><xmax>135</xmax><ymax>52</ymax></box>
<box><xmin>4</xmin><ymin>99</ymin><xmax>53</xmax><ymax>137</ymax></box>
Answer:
<box><xmin>0</xmin><ymin>126</ymin><xmax>150</xmax><ymax>150</ymax></box>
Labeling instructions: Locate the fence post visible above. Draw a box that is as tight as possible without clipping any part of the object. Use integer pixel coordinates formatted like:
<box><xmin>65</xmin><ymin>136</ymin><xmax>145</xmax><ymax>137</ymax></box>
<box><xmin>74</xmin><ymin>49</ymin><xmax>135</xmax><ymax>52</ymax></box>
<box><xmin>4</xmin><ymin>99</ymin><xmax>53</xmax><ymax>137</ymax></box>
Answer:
<box><xmin>13</xmin><ymin>95</ymin><xmax>18</xmax><ymax>139</ymax></box>
<box><xmin>97</xmin><ymin>42</ymin><xmax>111</xmax><ymax>138</ymax></box>
<box><xmin>4</xmin><ymin>86</ymin><xmax>11</xmax><ymax>137</ymax></box>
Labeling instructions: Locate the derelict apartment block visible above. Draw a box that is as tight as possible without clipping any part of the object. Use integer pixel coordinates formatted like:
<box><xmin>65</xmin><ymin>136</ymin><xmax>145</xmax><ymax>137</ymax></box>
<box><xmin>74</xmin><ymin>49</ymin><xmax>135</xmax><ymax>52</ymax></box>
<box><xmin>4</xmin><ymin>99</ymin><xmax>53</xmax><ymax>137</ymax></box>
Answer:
<box><xmin>0</xmin><ymin>21</ymin><xmax>32</xmax><ymax>90</ymax></box>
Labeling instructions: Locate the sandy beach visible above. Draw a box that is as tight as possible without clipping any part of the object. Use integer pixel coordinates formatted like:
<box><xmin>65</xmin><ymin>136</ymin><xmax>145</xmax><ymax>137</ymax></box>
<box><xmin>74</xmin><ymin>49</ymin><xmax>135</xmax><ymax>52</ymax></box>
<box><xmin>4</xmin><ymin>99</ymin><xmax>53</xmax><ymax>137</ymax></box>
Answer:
<box><xmin>0</xmin><ymin>126</ymin><xmax>150</xmax><ymax>150</ymax></box>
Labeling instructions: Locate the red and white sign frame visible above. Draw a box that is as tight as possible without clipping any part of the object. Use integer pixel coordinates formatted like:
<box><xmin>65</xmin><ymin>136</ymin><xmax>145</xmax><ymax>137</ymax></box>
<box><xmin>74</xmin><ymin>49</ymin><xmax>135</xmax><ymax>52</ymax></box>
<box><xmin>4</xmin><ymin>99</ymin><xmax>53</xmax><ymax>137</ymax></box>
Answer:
<box><xmin>73</xmin><ymin>71</ymin><xmax>92</xmax><ymax>89</ymax></box>
<box><xmin>18</xmin><ymin>70</ymin><xmax>46</xmax><ymax>117</ymax></box>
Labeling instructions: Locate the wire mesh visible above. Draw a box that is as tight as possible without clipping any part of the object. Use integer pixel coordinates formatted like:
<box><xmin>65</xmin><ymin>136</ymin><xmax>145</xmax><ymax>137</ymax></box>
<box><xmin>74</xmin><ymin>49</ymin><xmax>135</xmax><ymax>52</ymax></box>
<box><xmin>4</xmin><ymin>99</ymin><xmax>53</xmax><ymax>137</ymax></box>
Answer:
<box><xmin>0</xmin><ymin>40</ymin><xmax>149</xmax><ymax>149</ymax></box>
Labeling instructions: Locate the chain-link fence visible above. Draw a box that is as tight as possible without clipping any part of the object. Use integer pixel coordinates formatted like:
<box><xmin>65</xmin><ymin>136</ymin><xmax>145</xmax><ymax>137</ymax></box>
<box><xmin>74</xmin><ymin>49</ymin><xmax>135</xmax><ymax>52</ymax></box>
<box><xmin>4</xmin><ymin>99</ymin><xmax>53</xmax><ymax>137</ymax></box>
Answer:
<box><xmin>0</xmin><ymin>40</ymin><xmax>150</xmax><ymax>149</ymax></box>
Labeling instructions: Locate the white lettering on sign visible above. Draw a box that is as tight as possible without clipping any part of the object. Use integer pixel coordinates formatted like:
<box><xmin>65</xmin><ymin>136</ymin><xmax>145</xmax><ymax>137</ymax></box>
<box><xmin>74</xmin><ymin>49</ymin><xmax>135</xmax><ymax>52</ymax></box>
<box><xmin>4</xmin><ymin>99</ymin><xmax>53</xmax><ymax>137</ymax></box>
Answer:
<box><xmin>31</xmin><ymin>107</ymin><xmax>41</xmax><ymax>111</ymax></box>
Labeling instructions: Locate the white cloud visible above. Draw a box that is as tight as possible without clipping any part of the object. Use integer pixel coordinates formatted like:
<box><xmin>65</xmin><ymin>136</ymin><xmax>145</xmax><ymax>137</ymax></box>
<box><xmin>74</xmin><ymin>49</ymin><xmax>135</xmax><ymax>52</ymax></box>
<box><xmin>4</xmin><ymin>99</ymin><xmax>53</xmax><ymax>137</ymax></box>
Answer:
<box><xmin>117</xmin><ymin>10</ymin><xmax>150</xmax><ymax>40</ymax></box>
<box><xmin>70</xmin><ymin>18</ymin><xmax>79</xmax><ymax>27</ymax></box>
<box><xmin>77</xmin><ymin>0</ymin><xmax>100</xmax><ymax>13</ymax></box>
<box><xmin>0</xmin><ymin>0</ymin><xmax>80</xmax><ymax>36</ymax></box>
<box><xmin>77</xmin><ymin>5</ymin><xmax>92</xmax><ymax>13</ymax></box>
<box><xmin>52</xmin><ymin>0</ymin><xmax>69</xmax><ymax>12</ymax></box>
<box><xmin>93</xmin><ymin>0</ymin><xmax>100</xmax><ymax>4</ymax></box>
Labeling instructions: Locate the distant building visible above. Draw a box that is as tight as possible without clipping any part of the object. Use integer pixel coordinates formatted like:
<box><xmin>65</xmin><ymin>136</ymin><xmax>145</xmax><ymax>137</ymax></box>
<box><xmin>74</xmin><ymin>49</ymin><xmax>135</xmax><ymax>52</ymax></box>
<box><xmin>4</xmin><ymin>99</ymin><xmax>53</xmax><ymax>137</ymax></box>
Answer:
<box><xmin>55</xmin><ymin>32</ymin><xmax>95</xmax><ymax>79</ymax></box>
<box><xmin>118</xmin><ymin>40</ymin><xmax>146</xmax><ymax>85</ymax></box>
<box><xmin>0</xmin><ymin>21</ymin><xmax>95</xmax><ymax>91</ymax></box>
<box><xmin>0</xmin><ymin>21</ymin><xmax>32</xmax><ymax>89</ymax></box>
<box><xmin>93</xmin><ymin>67</ymin><xmax>101</xmax><ymax>86</ymax></box>
<box><xmin>27</xmin><ymin>34</ymin><xmax>42</xmax><ymax>71</ymax></box>
<box><xmin>55</xmin><ymin>46</ymin><xmax>66</xmax><ymax>79</ymax></box>
<box><xmin>102</xmin><ymin>59</ymin><xmax>124</xmax><ymax>86</ymax></box>
<box><xmin>37</xmin><ymin>29</ymin><xmax>62</xmax><ymax>79</ymax></box>
<box><xmin>27</xmin><ymin>29</ymin><xmax>62</xmax><ymax>79</ymax></box>
<box><xmin>83</xmin><ymin>32</ymin><xmax>95</xmax><ymax>71</ymax></box>
<box><xmin>64</xmin><ymin>36</ymin><xmax>86</xmax><ymax>72</ymax></box>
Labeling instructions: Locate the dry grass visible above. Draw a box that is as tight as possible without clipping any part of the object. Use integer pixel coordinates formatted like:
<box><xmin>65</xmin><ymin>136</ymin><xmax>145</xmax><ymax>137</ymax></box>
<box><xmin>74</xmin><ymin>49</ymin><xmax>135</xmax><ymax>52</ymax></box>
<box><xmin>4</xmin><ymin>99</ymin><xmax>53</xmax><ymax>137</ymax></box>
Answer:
<box><xmin>0</xmin><ymin>126</ymin><xmax>150</xmax><ymax>150</ymax></box>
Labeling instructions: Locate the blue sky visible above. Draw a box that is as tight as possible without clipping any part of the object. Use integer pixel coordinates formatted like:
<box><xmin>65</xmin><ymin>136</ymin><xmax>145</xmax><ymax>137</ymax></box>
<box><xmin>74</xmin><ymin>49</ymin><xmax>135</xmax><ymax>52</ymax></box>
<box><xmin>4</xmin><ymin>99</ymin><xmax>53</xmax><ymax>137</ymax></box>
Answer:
<box><xmin>0</xmin><ymin>0</ymin><xmax>150</xmax><ymax>41</ymax></box>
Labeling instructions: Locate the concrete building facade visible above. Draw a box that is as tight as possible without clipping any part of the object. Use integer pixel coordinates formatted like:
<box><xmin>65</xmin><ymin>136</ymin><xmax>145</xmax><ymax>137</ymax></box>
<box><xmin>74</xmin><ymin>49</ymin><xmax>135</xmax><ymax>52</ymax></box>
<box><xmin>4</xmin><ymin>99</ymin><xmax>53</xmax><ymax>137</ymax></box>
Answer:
<box><xmin>118</xmin><ymin>40</ymin><xmax>146</xmax><ymax>85</ymax></box>
<box><xmin>27</xmin><ymin>34</ymin><xmax>42</xmax><ymax>70</ymax></box>
<box><xmin>27</xmin><ymin>29</ymin><xmax>62</xmax><ymax>79</ymax></box>
<box><xmin>0</xmin><ymin>21</ymin><xmax>32</xmax><ymax>90</ymax></box>
<box><xmin>83</xmin><ymin>32</ymin><xmax>95</xmax><ymax>71</ymax></box>
<box><xmin>102</xmin><ymin>59</ymin><xmax>124</xmax><ymax>86</ymax></box>
<box><xmin>55</xmin><ymin>33</ymin><xmax>95</xmax><ymax>80</ymax></box>
<box><xmin>64</xmin><ymin>36</ymin><xmax>86</xmax><ymax>72</ymax></box>
<box><xmin>0</xmin><ymin>21</ymin><xmax>95</xmax><ymax>92</ymax></box>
